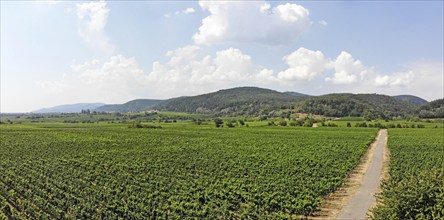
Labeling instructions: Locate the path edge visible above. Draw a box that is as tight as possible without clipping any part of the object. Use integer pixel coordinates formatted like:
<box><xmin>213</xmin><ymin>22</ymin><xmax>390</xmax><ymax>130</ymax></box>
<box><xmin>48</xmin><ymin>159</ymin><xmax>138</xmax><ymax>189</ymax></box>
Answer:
<box><xmin>308</xmin><ymin>129</ymin><xmax>386</xmax><ymax>220</ymax></box>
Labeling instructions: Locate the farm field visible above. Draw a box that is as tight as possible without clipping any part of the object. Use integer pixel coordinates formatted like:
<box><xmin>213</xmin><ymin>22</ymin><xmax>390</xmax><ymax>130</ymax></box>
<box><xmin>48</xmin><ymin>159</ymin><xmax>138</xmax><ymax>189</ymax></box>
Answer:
<box><xmin>371</xmin><ymin>128</ymin><xmax>444</xmax><ymax>219</ymax></box>
<box><xmin>0</xmin><ymin>123</ymin><xmax>377</xmax><ymax>219</ymax></box>
<box><xmin>2</xmin><ymin>0</ymin><xmax>443</xmax><ymax>219</ymax></box>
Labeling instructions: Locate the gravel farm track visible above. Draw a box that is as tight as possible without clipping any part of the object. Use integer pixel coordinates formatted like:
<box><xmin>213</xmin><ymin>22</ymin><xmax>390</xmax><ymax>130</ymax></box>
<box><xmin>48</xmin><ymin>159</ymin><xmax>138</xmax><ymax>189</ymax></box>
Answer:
<box><xmin>311</xmin><ymin>129</ymin><xmax>388</xmax><ymax>220</ymax></box>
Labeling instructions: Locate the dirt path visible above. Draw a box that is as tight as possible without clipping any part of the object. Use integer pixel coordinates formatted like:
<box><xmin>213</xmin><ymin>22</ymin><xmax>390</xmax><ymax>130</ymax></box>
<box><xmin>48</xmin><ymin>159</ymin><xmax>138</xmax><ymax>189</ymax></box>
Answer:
<box><xmin>310</xmin><ymin>129</ymin><xmax>388</xmax><ymax>220</ymax></box>
<box><xmin>337</xmin><ymin>129</ymin><xmax>387</xmax><ymax>219</ymax></box>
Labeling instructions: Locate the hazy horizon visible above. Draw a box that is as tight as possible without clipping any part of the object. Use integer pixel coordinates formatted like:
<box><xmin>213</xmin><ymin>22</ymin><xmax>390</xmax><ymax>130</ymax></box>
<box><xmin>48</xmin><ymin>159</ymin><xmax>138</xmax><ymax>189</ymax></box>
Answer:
<box><xmin>2</xmin><ymin>1</ymin><xmax>443</xmax><ymax>112</ymax></box>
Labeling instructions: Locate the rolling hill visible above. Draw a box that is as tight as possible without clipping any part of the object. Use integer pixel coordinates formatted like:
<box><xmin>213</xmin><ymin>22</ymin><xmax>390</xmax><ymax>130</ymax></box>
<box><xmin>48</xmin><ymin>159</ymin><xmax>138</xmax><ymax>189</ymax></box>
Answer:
<box><xmin>415</xmin><ymin>98</ymin><xmax>444</xmax><ymax>118</ymax></box>
<box><xmin>31</xmin><ymin>86</ymin><xmax>432</xmax><ymax>119</ymax></box>
<box><xmin>155</xmin><ymin>87</ymin><xmax>308</xmax><ymax>115</ymax></box>
<box><xmin>295</xmin><ymin>93</ymin><xmax>417</xmax><ymax>120</ymax></box>
<box><xmin>392</xmin><ymin>95</ymin><xmax>428</xmax><ymax>106</ymax></box>
<box><xmin>284</xmin><ymin>91</ymin><xmax>311</xmax><ymax>97</ymax></box>
<box><xmin>33</xmin><ymin>103</ymin><xmax>105</xmax><ymax>113</ymax></box>
<box><xmin>93</xmin><ymin>99</ymin><xmax>164</xmax><ymax>112</ymax></box>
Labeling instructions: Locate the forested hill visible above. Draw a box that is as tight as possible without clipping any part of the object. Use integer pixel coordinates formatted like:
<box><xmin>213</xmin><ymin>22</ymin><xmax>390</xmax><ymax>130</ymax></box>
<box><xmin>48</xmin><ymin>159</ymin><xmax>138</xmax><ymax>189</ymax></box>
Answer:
<box><xmin>392</xmin><ymin>95</ymin><xmax>428</xmax><ymax>106</ymax></box>
<box><xmin>295</xmin><ymin>94</ymin><xmax>418</xmax><ymax>120</ymax></box>
<box><xmin>414</xmin><ymin>98</ymin><xmax>444</xmax><ymax>118</ymax></box>
<box><xmin>283</xmin><ymin>91</ymin><xmax>311</xmax><ymax>97</ymax></box>
<box><xmin>153</xmin><ymin>88</ymin><xmax>424</xmax><ymax>119</ymax></box>
<box><xmin>32</xmin><ymin>86</ymin><xmax>434</xmax><ymax>119</ymax></box>
<box><xmin>94</xmin><ymin>99</ymin><xmax>164</xmax><ymax>112</ymax></box>
<box><xmin>154</xmin><ymin>87</ymin><xmax>307</xmax><ymax>115</ymax></box>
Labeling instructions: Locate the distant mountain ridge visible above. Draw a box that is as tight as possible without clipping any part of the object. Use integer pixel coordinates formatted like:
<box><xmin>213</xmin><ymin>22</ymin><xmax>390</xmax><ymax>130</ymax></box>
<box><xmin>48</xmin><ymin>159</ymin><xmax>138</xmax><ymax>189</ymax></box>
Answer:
<box><xmin>32</xmin><ymin>87</ymin><xmax>431</xmax><ymax>119</ymax></box>
<box><xmin>94</xmin><ymin>99</ymin><xmax>164</xmax><ymax>112</ymax></box>
<box><xmin>33</xmin><ymin>103</ymin><xmax>105</xmax><ymax>113</ymax></box>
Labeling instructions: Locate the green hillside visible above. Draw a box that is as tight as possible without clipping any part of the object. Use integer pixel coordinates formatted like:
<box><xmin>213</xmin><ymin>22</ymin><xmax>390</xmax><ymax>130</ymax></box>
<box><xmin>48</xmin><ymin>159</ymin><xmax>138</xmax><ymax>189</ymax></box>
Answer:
<box><xmin>155</xmin><ymin>87</ymin><xmax>307</xmax><ymax>116</ymax></box>
<box><xmin>30</xmin><ymin>86</ymin><xmax>434</xmax><ymax>120</ymax></box>
<box><xmin>284</xmin><ymin>91</ymin><xmax>311</xmax><ymax>97</ymax></box>
<box><xmin>94</xmin><ymin>99</ymin><xmax>164</xmax><ymax>112</ymax></box>
<box><xmin>392</xmin><ymin>95</ymin><xmax>428</xmax><ymax>106</ymax></box>
<box><xmin>295</xmin><ymin>94</ymin><xmax>416</xmax><ymax>120</ymax></box>
<box><xmin>415</xmin><ymin>98</ymin><xmax>444</xmax><ymax>118</ymax></box>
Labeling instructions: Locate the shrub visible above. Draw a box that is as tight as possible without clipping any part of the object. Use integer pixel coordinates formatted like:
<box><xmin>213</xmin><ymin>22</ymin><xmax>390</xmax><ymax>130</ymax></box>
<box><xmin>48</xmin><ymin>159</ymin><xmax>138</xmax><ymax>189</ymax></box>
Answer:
<box><xmin>278</xmin><ymin>121</ymin><xmax>287</xmax><ymax>126</ymax></box>
<box><xmin>327</xmin><ymin>123</ymin><xmax>338</xmax><ymax>127</ymax></box>
<box><xmin>214</xmin><ymin>118</ymin><xmax>224</xmax><ymax>128</ymax></box>
<box><xmin>355</xmin><ymin>122</ymin><xmax>367</xmax><ymax>127</ymax></box>
<box><xmin>225</xmin><ymin>121</ymin><xmax>236</xmax><ymax>128</ymax></box>
<box><xmin>238</xmin><ymin>120</ymin><xmax>245</xmax><ymax>126</ymax></box>
<box><xmin>303</xmin><ymin>120</ymin><xmax>313</xmax><ymax>127</ymax></box>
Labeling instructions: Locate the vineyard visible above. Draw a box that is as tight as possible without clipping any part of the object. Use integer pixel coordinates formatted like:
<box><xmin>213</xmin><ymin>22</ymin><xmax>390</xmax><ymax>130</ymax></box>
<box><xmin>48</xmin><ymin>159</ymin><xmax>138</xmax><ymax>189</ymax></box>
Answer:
<box><xmin>0</xmin><ymin>123</ymin><xmax>377</xmax><ymax>218</ymax></box>
<box><xmin>371</xmin><ymin>128</ymin><xmax>444</xmax><ymax>219</ymax></box>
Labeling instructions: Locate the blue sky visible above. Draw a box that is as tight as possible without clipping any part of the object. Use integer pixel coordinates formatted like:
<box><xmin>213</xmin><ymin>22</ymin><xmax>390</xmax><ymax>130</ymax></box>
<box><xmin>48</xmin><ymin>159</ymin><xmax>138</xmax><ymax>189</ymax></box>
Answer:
<box><xmin>1</xmin><ymin>1</ymin><xmax>443</xmax><ymax>112</ymax></box>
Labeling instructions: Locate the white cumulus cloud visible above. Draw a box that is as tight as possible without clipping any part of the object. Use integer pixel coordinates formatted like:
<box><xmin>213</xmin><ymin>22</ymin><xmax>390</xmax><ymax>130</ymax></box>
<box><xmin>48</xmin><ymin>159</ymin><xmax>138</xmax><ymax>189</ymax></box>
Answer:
<box><xmin>374</xmin><ymin>71</ymin><xmax>414</xmax><ymax>87</ymax></box>
<box><xmin>325</xmin><ymin>51</ymin><xmax>368</xmax><ymax>85</ymax></box>
<box><xmin>37</xmin><ymin>45</ymin><xmax>439</xmax><ymax>106</ymax></box>
<box><xmin>193</xmin><ymin>1</ymin><xmax>311</xmax><ymax>45</ymax></box>
<box><xmin>147</xmin><ymin>46</ymin><xmax>258</xmax><ymax>93</ymax></box>
<box><xmin>68</xmin><ymin>55</ymin><xmax>150</xmax><ymax>102</ymax></box>
<box><xmin>277</xmin><ymin>48</ymin><xmax>328</xmax><ymax>81</ymax></box>
<box><xmin>76</xmin><ymin>0</ymin><xmax>114</xmax><ymax>54</ymax></box>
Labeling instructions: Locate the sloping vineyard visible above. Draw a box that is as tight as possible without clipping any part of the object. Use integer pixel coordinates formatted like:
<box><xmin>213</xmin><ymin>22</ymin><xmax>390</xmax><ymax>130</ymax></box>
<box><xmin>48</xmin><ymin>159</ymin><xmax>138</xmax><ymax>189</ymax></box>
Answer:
<box><xmin>0</xmin><ymin>124</ymin><xmax>377</xmax><ymax>218</ymax></box>
<box><xmin>371</xmin><ymin>128</ymin><xmax>444</xmax><ymax>219</ymax></box>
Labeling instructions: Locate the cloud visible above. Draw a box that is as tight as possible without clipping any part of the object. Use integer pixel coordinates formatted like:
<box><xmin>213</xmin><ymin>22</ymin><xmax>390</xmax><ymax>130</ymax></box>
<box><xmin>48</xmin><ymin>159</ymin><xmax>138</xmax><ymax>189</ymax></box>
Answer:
<box><xmin>57</xmin><ymin>46</ymin><xmax>275</xmax><ymax>101</ymax></box>
<box><xmin>78</xmin><ymin>55</ymin><xmax>149</xmax><ymax>100</ymax></box>
<box><xmin>325</xmin><ymin>51</ymin><xmax>368</xmax><ymax>85</ymax></box>
<box><xmin>366</xmin><ymin>62</ymin><xmax>443</xmax><ymax>101</ymax></box>
<box><xmin>76</xmin><ymin>0</ymin><xmax>114</xmax><ymax>54</ymax></box>
<box><xmin>277</xmin><ymin>48</ymin><xmax>328</xmax><ymax>81</ymax></box>
<box><xmin>30</xmin><ymin>55</ymin><xmax>149</xmax><ymax>109</ymax></box>
<box><xmin>213</xmin><ymin>48</ymin><xmax>254</xmax><ymax>81</ymax></box>
<box><xmin>147</xmin><ymin>46</ymin><xmax>258</xmax><ymax>93</ymax></box>
<box><xmin>318</xmin><ymin>20</ymin><xmax>328</xmax><ymax>26</ymax></box>
<box><xmin>37</xmin><ymin>46</ymin><xmax>441</xmax><ymax>106</ymax></box>
<box><xmin>164</xmin><ymin>7</ymin><xmax>196</xmax><ymax>18</ymax></box>
<box><xmin>405</xmin><ymin>62</ymin><xmax>443</xmax><ymax>100</ymax></box>
<box><xmin>374</xmin><ymin>71</ymin><xmax>414</xmax><ymax>87</ymax></box>
<box><xmin>193</xmin><ymin>1</ymin><xmax>311</xmax><ymax>45</ymax></box>
<box><xmin>183</xmin><ymin>8</ymin><xmax>195</xmax><ymax>14</ymax></box>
